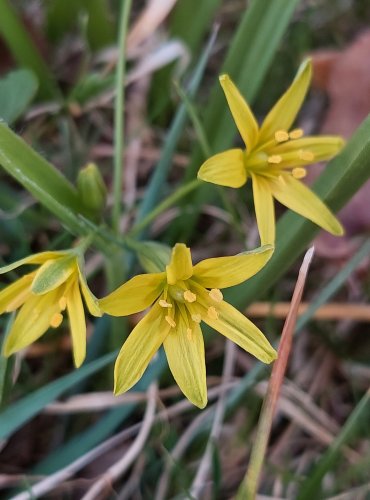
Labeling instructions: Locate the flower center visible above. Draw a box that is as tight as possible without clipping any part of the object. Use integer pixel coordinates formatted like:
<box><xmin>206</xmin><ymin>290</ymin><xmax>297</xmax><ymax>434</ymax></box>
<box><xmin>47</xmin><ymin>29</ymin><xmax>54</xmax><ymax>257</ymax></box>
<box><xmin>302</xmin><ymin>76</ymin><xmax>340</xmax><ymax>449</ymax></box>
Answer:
<box><xmin>159</xmin><ymin>282</ymin><xmax>224</xmax><ymax>337</ymax></box>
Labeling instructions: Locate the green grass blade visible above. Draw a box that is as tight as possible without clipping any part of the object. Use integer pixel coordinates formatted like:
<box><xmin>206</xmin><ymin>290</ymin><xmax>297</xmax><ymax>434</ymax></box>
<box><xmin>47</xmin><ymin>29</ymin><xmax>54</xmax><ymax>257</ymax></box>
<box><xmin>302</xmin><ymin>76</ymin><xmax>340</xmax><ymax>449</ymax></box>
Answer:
<box><xmin>134</xmin><ymin>28</ymin><xmax>218</xmax><ymax>234</ymax></box>
<box><xmin>170</xmin><ymin>0</ymin><xmax>222</xmax><ymax>54</ymax></box>
<box><xmin>112</xmin><ymin>0</ymin><xmax>132</xmax><ymax>234</ymax></box>
<box><xmin>0</xmin><ymin>69</ymin><xmax>38</xmax><ymax>124</ymax></box>
<box><xmin>296</xmin><ymin>389</ymin><xmax>370</xmax><ymax>499</ymax></box>
<box><xmin>0</xmin><ymin>123</ymin><xmax>103</xmax><ymax>240</ymax></box>
<box><xmin>0</xmin><ymin>0</ymin><xmax>60</xmax><ymax>99</ymax></box>
<box><xmin>0</xmin><ymin>348</ymin><xmax>117</xmax><ymax>441</ymax></box>
<box><xmin>33</xmin><ymin>351</ymin><xmax>166</xmax><ymax>474</ymax></box>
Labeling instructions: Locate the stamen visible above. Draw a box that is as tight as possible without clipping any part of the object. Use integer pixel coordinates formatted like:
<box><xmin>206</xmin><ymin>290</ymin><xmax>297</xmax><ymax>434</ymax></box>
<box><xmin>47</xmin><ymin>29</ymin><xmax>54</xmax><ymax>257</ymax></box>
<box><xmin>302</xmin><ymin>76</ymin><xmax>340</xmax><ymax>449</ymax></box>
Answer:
<box><xmin>207</xmin><ymin>306</ymin><xmax>219</xmax><ymax>320</ymax></box>
<box><xmin>191</xmin><ymin>313</ymin><xmax>202</xmax><ymax>324</ymax></box>
<box><xmin>292</xmin><ymin>167</ymin><xmax>307</xmax><ymax>179</ymax></box>
<box><xmin>278</xmin><ymin>175</ymin><xmax>286</xmax><ymax>185</ymax></box>
<box><xmin>184</xmin><ymin>290</ymin><xmax>196</xmax><ymax>303</ymax></box>
<box><xmin>209</xmin><ymin>289</ymin><xmax>223</xmax><ymax>302</ymax></box>
<box><xmin>50</xmin><ymin>312</ymin><xmax>63</xmax><ymax>328</ymax></box>
<box><xmin>59</xmin><ymin>296</ymin><xmax>67</xmax><ymax>310</ymax></box>
<box><xmin>298</xmin><ymin>149</ymin><xmax>315</xmax><ymax>161</ymax></box>
<box><xmin>267</xmin><ymin>155</ymin><xmax>282</xmax><ymax>164</ymax></box>
<box><xmin>159</xmin><ymin>299</ymin><xmax>172</xmax><ymax>308</ymax></box>
<box><xmin>274</xmin><ymin>130</ymin><xmax>289</xmax><ymax>142</ymax></box>
<box><xmin>165</xmin><ymin>315</ymin><xmax>176</xmax><ymax>328</ymax></box>
<box><xmin>187</xmin><ymin>328</ymin><xmax>193</xmax><ymax>341</ymax></box>
<box><xmin>289</xmin><ymin>128</ymin><xmax>304</xmax><ymax>139</ymax></box>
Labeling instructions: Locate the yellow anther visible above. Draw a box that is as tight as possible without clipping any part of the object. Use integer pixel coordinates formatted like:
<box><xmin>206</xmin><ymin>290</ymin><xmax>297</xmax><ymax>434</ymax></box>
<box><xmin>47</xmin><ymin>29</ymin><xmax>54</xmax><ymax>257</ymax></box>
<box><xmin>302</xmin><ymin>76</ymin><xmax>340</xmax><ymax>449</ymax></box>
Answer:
<box><xmin>274</xmin><ymin>130</ymin><xmax>289</xmax><ymax>142</ymax></box>
<box><xmin>292</xmin><ymin>167</ymin><xmax>307</xmax><ymax>179</ymax></box>
<box><xmin>207</xmin><ymin>306</ymin><xmax>219</xmax><ymax>320</ymax></box>
<box><xmin>299</xmin><ymin>149</ymin><xmax>315</xmax><ymax>161</ymax></box>
<box><xmin>184</xmin><ymin>290</ymin><xmax>196</xmax><ymax>303</ymax></box>
<box><xmin>209</xmin><ymin>288</ymin><xmax>223</xmax><ymax>302</ymax></box>
<box><xmin>159</xmin><ymin>299</ymin><xmax>172</xmax><ymax>308</ymax></box>
<box><xmin>191</xmin><ymin>313</ymin><xmax>202</xmax><ymax>324</ymax></box>
<box><xmin>59</xmin><ymin>296</ymin><xmax>67</xmax><ymax>310</ymax></box>
<box><xmin>289</xmin><ymin>128</ymin><xmax>304</xmax><ymax>139</ymax></box>
<box><xmin>50</xmin><ymin>312</ymin><xmax>63</xmax><ymax>328</ymax></box>
<box><xmin>187</xmin><ymin>328</ymin><xmax>193</xmax><ymax>341</ymax></box>
<box><xmin>165</xmin><ymin>315</ymin><xmax>176</xmax><ymax>328</ymax></box>
<box><xmin>267</xmin><ymin>155</ymin><xmax>282</xmax><ymax>164</ymax></box>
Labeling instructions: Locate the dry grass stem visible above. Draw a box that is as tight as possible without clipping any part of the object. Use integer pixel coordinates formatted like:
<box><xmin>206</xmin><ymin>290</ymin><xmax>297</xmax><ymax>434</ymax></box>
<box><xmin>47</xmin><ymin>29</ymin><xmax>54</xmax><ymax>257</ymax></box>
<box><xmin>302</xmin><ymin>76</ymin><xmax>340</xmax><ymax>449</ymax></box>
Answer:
<box><xmin>247</xmin><ymin>302</ymin><xmax>370</xmax><ymax>322</ymax></box>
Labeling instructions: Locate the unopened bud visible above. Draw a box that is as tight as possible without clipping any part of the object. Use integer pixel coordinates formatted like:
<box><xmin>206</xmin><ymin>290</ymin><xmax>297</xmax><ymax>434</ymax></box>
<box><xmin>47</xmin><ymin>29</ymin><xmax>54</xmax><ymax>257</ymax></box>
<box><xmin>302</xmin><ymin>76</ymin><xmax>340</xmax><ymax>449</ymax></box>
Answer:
<box><xmin>77</xmin><ymin>163</ymin><xmax>107</xmax><ymax>214</ymax></box>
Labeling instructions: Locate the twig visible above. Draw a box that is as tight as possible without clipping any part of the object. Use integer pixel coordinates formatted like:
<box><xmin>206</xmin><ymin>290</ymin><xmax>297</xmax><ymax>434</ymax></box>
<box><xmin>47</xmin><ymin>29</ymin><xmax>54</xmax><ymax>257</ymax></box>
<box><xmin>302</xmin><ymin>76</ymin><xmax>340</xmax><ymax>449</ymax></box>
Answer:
<box><xmin>81</xmin><ymin>383</ymin><xmax>157</xmax><ymax>500</ymax></box>
<box><xmin>237</xmin><ymin>247</ymin><xmax>315</xmax><ymax>500</ymax></box>
<box><xmin>10</xmin><ymin>384</ymin><xmax>237</xmax><ymax>500</ymax></box>
<box><xmin>247</xmin><ymin>302</ymin><xmax>370</xmax><ymax>322</ymax></box>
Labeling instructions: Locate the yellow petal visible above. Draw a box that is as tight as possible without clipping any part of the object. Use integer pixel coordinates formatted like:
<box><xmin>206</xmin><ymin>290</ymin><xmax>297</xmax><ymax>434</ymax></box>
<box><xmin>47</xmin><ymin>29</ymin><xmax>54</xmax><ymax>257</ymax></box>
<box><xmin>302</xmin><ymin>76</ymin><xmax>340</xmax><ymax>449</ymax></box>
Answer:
<box><xmin>77</xmin><ymin>264</ymin><xmax>102</xmax><ymax>317</ymax></box>
<box><xmin>219</xmin><ymin>74</ymin><xmax>259</xmax><ymax>151</ymax></box>
<box><xmin>259</xmin><ymin>59</ymin><xmax>312</xmax><ymax>145</ymax></box>
<box><xmin>202</xmin><ymin>300</ymin><xmax>277</xmax><ymax>364</ymax></box>
<box><xmin>0</xmin><ymin>273</ymin><xmax>34</xmax><ymax>314</ymax></box>
<box><xmin>197</xmin><ymin>149</ymin><xmax>247</xmax><ymax>188</ymax></box>
<box><xmin>271</xmin><ymin>173</ymin><xmax>344</xmax><ymax>236</ymax></box>
<box><xmin>67</xmin><ymin>279</ymin><xmax>86</xmax><ymax>368</ymax></box>
<box><xmin>2</xmin><ymin>289</ymin><xmax>61</xmax><ymax>356</ymax></box>
<box><xmin>251</xmin><ymin>173</ymin><xmax>276</xmax><ymax>245</ymax></box>
<box><xmin>0</xmin><ymin>251</ymin><xmax>69</xmax><ymax>274</ymax></box>
<box><xmin>269</xmin><ymin>136</ymin><xmax>345</xmax><ymax>167</ymax></box>
<box><xmin>166</xmin><ymin>244</ymin><xmax>193</xmax><ymax>285</ymax></box>
<box><xmin>163</xmin><ymin>315</ymin><xmax>207</xmax><ymax>409</ymax></box>
<box><xmin>31</xmin><ymin>256</ymin><xmax>77</xmax><ymax>295</ymax></box>
<box><xmin>192</xmin><ymin>244</ymin><xmax>273</xmax><ymax>289</ymax></box>
<box><xmin>99</xmin><ymin>272</ymin><xmax>165</xmax><ymax>316</ymax></box>
<box><xmin>114</xmin><ymin>303</ymin><xmax>170</xmax><ymax>395</ymax></box>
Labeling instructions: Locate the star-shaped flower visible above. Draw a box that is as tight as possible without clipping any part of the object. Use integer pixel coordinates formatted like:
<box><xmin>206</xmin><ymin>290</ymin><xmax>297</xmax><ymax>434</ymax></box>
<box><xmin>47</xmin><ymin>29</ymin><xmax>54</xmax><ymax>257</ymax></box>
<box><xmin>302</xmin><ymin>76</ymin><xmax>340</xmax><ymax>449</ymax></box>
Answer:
<box><xmin>0</xmin><ymin>249</ymin><xmax>101</xmax><ymax>367</ymax></box>
<box><xmin>198</xmin><ymin>59</ymin><xmax>345</xmax><ymax>244</ymax></box>
<box><xmin>99</xmin><ymin>243</ymin><xmax>277</xmax><ymax>408</ymax></box>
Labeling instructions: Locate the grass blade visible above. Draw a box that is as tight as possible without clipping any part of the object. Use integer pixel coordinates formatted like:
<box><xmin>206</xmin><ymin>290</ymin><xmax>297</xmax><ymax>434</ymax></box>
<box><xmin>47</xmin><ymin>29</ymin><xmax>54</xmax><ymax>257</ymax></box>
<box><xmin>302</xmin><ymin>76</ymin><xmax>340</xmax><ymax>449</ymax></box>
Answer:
<box><xmin>0</xmin><ymin>0</ymin><xmax>60</xmax><ymax>99</ymax></box>
<box><xmin>296</xmin><ymin>388</ymin><xmax>370</xmax><ymax>499</ymax></box>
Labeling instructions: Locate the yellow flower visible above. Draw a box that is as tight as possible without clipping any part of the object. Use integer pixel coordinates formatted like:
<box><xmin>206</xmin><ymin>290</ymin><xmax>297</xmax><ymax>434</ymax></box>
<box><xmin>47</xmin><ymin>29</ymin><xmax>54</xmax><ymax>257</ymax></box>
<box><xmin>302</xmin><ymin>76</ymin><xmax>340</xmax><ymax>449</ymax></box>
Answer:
<box><xmin>0</xmin><ymin>250</ymin><xmax>101</xmax><ymax>367</ymax></box>
<box><xmin>198</xmin><ymin>58</ymin><xmax>345</xmax><ymax>245</ymax></box>
<box><xmin>99</xmin><ymin>243</ymin><xmax>277</xmax><ymax>409</ymax></box>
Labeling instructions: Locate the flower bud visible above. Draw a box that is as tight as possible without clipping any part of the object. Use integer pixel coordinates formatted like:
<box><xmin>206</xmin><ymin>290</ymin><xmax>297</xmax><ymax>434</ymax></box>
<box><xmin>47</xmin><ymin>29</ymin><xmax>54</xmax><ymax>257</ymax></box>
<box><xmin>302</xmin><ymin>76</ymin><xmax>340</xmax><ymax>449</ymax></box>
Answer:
<box><xmin>77</xmin><ymin>163</ymin><xmax>107</xmax><ymax>214</ymax></box>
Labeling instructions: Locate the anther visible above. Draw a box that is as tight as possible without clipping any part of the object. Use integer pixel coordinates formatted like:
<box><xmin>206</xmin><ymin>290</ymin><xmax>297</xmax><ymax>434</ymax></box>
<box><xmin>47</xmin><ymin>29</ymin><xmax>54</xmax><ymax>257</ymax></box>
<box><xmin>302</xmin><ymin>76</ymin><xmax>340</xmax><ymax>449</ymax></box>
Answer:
<box><xmin>292</xmin><ymin>167</ymin><xmax>307</xmax><ymax>179</ymax></box>
<box><xmin>187</xmin><ymin>328</ymin><xmax>193</xmax><ymax>341</ymax></box>
<box><xmin>209</xmin><ymin>289</ymin><xmax>223</xmax><ymax>302</ymax></box>
<box><xmin>165</xmin><ymin>315</ymin><xmax>176</xmax><ymax>328</ymax></box>
<box><xmin>207</xmin><ymin>306</ymin><xmax>219</xmax><ymax>320</ymax></box>
<box><xmin>59</xmin><ymin>296</ymin><xmax>67</xmax><ymax>310</ymax></box>
<box><xmin>274</xmin><ymin>130</ymin><xmax>289</xmax><ymax>142</ymax></box>
<box><xmin>267</xmin><ymin>155</ymin><xmax>282</xmax><ymax>164</ymax></box>
<box><xmin>289</xmin><ymin>128</ymin><xmax>304</xmax><ymax>139</ymax></box>
<box><xmin>50</xmin><ymin>313</ymin><xmax>63</xmax><ymax>328</ymax></box>
<box><xmin>184</xmin><ymin>290</ymin><xmax>196</xmax><ymax>303</ymax></box>
<box><xmin>298</xmin><ymin>149</ymin><xmax>315</xmax><ymax>161</ymax></box>
<box><xmin>191</xmin><ymin>313</ymin><xmax>202</xmax><ymax>324</ymax></box>
<box><xmin>159</xmin><ymin>299</ymin><xmax>172</xmax><ymax>308</ymax></box>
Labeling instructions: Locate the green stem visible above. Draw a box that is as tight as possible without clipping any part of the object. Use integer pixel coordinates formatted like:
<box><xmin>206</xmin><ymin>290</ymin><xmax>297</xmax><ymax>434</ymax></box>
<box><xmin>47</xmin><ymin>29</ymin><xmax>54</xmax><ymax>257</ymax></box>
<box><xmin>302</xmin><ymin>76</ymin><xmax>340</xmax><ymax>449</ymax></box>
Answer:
<box><xmin>112</xmin><ymin>0</ymin><xmax>132</xmax><ymax>234</ymax></box>
<box><xmin>128</xmin><ymin>179</ymin><xmax>201</xmax><ymax>238</ymax></box>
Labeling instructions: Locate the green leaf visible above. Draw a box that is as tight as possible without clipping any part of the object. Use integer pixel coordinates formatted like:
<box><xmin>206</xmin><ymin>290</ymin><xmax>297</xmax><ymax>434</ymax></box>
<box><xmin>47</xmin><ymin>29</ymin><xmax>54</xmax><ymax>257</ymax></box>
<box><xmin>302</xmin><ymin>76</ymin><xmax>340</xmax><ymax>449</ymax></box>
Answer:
<box><xmin>0</xmin><ymin>69</ymin><xmax>38</xmax><ymax>124</ymax></box>
<box><xmin>0</xmin><ymin>0</ymin><xmax>60</xmax><ymax>99</ymax></box>
<box><xmin>0</xmin><ymin>123</ymin><xmax>98</xmax><ymax>239</ymax></box>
